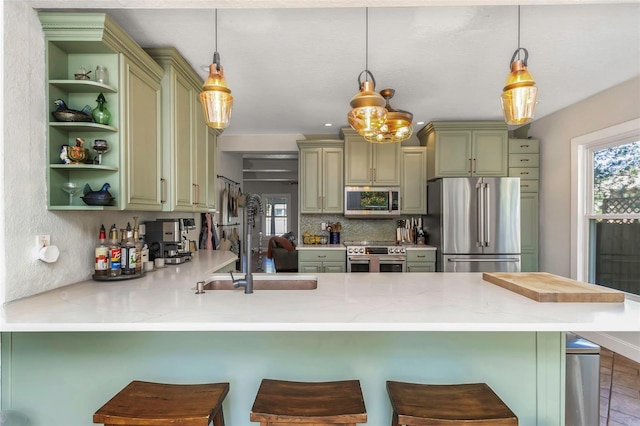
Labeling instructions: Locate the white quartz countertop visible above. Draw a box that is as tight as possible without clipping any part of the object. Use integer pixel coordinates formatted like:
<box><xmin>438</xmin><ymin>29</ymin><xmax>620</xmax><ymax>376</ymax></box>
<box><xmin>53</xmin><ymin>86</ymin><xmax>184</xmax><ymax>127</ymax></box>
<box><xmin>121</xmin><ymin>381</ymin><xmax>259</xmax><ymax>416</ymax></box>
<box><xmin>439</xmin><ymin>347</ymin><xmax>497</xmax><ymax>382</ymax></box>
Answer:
<box><xmin>2</xmin><ymin>251</ymin><xmax>639</xmax><ymax>335</ymax></box>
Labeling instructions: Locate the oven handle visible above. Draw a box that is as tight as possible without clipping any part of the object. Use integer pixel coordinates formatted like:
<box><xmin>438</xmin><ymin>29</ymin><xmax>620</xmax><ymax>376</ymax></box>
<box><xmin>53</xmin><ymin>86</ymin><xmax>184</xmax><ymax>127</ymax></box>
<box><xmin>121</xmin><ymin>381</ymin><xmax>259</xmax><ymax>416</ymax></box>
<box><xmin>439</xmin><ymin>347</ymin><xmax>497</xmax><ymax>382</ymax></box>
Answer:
<box><xmin>447</xmin><ymin>258</ymin><xmax>520</xmax><ymax>262</ymax></box>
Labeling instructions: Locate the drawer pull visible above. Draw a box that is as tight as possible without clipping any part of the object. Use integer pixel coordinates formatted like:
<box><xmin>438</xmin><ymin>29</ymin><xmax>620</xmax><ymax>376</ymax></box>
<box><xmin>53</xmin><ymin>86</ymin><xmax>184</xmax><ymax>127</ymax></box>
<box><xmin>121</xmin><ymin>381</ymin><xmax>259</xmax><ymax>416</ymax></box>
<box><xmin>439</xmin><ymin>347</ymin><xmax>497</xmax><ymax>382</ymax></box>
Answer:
<box><xmin>520</xmin><ymin>144</ymin><xmax>529</xmax><ymax>148</ymax></box>
<box><xmin>318</xmin><ymin>255</ymin><xmax>327</xmax><ymax>258</ymax></box>
<box><xmin>417</xmin><ymin>255</ymin><xmax>426</xmax><ymax>258</ymax></box>
<box><xmin>521</xmin><ymin>172</ymin><xmax>529</xmax><ymax>175</ymax></box>
<box><xmin>521</xmin><ymin>184</ymin><xmax>529</xmax><ymax>188</ymax></box>
<box><xmin>520</xmin><ymin>159</ymin><xmax>530</xmax><ymax>162</ymax></box>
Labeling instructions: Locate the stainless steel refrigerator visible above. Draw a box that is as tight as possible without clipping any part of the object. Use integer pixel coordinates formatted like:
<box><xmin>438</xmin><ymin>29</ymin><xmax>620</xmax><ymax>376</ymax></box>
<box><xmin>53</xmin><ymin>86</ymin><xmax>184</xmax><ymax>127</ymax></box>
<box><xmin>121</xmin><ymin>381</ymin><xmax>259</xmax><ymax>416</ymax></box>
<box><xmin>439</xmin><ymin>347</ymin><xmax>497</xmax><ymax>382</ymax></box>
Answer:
<box><xmin>424</xmin><ymin>177</ymin><xmax>521</xmax><ymax>272</ymax></box>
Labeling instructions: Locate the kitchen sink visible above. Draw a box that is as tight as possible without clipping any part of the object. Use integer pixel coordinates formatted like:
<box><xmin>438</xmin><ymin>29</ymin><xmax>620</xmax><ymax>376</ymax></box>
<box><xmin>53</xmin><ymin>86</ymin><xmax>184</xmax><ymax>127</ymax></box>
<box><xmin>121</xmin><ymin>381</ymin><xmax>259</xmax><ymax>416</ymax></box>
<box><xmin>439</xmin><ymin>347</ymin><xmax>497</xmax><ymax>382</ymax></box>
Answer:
<box><xmin>202</xmin><ymin>274</ymin><xmax>317</xmax><ymax>290</ymax></box>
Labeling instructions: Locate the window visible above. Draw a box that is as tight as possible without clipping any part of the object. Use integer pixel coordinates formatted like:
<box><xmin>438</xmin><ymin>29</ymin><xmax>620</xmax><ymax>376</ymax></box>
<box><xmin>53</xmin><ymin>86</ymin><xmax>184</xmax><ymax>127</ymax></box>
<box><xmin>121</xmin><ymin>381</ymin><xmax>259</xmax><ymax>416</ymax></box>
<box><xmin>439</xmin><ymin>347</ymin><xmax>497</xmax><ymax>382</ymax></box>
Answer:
<box><xmin>572</xmin><ymin>119</ymin><xmax>640</xmax><ymax>295</ymax></box>
<box><xmin>263</xmin><ymin>194</ymin><xmax>290</xmax><ymax>236</ymax></box>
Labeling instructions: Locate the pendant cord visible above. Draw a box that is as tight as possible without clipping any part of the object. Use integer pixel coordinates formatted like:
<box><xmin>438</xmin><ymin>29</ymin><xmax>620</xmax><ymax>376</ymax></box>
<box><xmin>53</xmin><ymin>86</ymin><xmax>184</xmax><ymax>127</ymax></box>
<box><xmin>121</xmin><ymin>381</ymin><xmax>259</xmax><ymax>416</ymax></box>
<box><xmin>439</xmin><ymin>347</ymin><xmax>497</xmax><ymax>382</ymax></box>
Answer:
<box><xmin>365</xmin><ymin>7</ymin><xmax>369</xmax><ymax>81</ymax></box>
<box><xmin>215</xmin><ymin>9</ymin><xmax>219</xmax><ymax>52</ymax></box>
<box><xmin>517</xmin><ymin>5</ymin><xmax>521</xmax><ymax>59</ymax></box>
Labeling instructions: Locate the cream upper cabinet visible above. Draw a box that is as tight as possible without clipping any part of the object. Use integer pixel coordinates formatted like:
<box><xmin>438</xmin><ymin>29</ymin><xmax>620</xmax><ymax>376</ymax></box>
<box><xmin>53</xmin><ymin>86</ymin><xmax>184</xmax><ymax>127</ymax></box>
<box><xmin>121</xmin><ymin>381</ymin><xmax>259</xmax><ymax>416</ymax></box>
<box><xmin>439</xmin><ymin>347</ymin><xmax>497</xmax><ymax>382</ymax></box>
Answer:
<box><xmin>342</xmin><ymin>128</ymin><xmax>401</xmax><ymax>186</ymax></box>
<box><xmin>418</xmin><ymin>121</ymin><xmax>508</xmax><ymax>180</ymax></box>
<box><xmin>298</xmin><ymin>140</ymin><xmax>344</xmax><ymax>214</ymax></box>
<box><xmin>40</xmin><ymin>12</ymin><xmax>165</xmax><ymax>211</ymax></box>
<box><xmin>146</xmin><ymin>47</ymin><xmax>213</xmax><ymax>213</ymax></box>
<box><xmin>400</xmin><ymin>147</ymin><xmax>427</xmax><ymax>214</ymax></box>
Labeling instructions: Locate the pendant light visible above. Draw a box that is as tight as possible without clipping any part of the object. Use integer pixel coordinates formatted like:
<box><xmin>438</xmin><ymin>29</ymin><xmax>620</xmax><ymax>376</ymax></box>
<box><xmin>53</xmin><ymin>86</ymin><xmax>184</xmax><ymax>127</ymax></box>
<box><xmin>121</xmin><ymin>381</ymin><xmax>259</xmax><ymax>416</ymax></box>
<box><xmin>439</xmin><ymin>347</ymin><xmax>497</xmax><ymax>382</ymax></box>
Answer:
<box><xmin>348</xmin><ymin>8</ymin><xmax>387</xmax><ymax>138</ymax></box>
<box><xmin>200</xmin><ymin>9</ymin><xmax>233</xmax><ymax>130</ymax></box>
<box><xmin>500</xmin><ymin>5</ymin><xmax>538</xmax><ymax>126</ymax></box>
<box><xmin>365</xmin><ymin>88</ymin><xmax>413</xmax><ymax>144</ymax></box>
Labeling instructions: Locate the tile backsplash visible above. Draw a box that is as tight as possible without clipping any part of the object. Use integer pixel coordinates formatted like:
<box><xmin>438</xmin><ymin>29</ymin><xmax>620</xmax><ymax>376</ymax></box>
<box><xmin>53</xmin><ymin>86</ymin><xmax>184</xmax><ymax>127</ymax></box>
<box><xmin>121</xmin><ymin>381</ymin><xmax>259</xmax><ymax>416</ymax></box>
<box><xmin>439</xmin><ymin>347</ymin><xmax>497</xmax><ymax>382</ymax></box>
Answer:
<box><xmin>300</xmin><ymin>214</ymin><xmax>418</xmax><ymax>243</ymax></box>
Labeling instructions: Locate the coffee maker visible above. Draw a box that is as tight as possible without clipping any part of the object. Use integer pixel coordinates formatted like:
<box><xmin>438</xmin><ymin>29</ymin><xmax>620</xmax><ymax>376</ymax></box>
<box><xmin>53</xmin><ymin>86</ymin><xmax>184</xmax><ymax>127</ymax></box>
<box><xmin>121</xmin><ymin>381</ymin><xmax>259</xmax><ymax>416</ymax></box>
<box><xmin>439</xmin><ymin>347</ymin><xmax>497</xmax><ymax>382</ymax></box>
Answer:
<box><xmin>145</xmin><ymin>219</ymin><xmax>193</xmax><ymax>264</ymax></box>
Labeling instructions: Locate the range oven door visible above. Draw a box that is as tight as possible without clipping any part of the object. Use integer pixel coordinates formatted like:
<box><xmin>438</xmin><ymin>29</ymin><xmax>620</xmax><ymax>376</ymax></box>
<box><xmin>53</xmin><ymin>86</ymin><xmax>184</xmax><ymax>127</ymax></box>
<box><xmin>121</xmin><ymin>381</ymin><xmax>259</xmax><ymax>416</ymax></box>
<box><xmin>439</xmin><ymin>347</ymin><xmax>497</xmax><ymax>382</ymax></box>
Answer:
<box><xmin>348</xmin><ymin>256</ymin><xmax>406</xmax><ymax>273</ymax></box>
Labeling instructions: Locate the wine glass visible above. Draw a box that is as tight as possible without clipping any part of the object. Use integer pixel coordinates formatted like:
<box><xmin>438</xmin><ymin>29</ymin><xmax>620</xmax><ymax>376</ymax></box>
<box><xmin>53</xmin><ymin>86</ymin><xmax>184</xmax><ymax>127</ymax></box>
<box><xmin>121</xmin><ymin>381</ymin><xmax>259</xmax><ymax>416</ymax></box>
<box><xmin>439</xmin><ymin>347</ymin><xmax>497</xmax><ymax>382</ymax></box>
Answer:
<box><xmin>92</xmin><ymin>140</ymin><xmax>110</xmax><ymax>165</ymax></box>
<box><xmin>61</xmin><ymin>182</ymin><xmax>81</xmax><ymax>205</ymax></box>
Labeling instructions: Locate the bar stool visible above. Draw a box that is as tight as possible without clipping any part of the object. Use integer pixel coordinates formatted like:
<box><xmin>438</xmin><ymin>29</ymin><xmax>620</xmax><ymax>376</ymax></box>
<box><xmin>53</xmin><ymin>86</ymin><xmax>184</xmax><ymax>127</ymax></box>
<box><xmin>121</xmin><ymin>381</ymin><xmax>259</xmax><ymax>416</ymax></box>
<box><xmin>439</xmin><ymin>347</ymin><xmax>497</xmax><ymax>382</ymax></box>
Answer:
<box><xmin>250</xmin><ymin>378</ymin><xmax>367</xmax><ymax>425</ymax></box>
<box><xmin>93</xmin><ymin>380</ymin><xmax>229</xmax><ymax>426</ymax></box>
<box><xmin>386</xmin><ymin>381</ymin><xmax>517</xmax><ymax>425</ymax></box>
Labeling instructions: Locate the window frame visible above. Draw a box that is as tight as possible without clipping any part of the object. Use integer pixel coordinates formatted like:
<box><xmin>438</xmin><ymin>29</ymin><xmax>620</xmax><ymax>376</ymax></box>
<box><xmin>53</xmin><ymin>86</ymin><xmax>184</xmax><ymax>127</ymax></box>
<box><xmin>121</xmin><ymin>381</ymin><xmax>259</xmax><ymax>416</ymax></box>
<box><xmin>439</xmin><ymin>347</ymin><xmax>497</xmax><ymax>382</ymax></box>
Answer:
<box><xmin>262</xmin><ymin>193</ymin><xmax>291</xmax><ymax>237</ymax></box>
<box><xmin>570</xmin><ymin>118</ymin><xmax>640</xmax><ymax>281</ymax></box>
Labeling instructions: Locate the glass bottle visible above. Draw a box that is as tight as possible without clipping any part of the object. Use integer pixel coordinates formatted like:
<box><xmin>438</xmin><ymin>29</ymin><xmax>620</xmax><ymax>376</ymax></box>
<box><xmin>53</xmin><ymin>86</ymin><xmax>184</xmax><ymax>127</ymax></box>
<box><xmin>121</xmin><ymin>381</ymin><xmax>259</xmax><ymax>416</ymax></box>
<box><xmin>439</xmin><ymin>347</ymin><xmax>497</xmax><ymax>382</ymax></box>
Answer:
<box><xmin>108</xmin><ymin>224</ymin><xmax>122</xmax><ymax>277</ymax></box>
<box><xmin>94</xmin><ymin>224</ymin><xmax>109</xmax><ymax>277</ymax></box>
<box><xmin>95</xmin><ymin>65</ymin><xmax>108</xmax><ymax>84</ymax></box>
<box><xmin>123</xmin><ymin>223</ymin><xmax>137</xmax><ymax>275</ymax></box>
<box><xmin>92</xmin><ymin>92</ymin><xmax>112</xmax><ymax>125</ymax></box>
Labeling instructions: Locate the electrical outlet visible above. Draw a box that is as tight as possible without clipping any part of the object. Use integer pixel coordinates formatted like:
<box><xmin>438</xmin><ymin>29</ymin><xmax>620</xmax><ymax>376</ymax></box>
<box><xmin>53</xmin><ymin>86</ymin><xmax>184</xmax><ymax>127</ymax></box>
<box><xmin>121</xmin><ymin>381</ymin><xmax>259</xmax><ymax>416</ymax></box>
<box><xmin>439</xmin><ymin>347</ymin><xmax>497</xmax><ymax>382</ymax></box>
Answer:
<box><xmin>35</xmin><ymin>234</ymin><xmax>51</xmax><ymax>248</ymax></box>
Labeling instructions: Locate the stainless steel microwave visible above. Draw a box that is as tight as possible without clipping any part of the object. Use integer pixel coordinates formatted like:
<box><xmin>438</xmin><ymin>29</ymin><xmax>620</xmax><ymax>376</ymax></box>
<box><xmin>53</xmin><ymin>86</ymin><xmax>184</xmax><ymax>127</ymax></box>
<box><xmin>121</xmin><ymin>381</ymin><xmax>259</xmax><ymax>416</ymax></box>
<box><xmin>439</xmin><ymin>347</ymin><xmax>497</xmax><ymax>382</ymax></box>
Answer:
<box><xmin>344</xmin><ymin>186</ymin><xmax>400</xmax><ymax>217</ymax></box>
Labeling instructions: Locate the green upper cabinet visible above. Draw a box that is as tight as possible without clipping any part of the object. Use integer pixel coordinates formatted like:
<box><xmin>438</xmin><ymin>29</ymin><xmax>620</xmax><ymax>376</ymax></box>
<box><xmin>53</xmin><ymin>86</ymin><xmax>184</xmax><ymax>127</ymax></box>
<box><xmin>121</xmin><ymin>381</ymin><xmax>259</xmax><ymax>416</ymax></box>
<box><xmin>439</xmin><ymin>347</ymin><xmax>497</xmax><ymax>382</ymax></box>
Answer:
<box><xmin>298</xmin><ymin>140</ymin><xmax>344</xmax><ymax>214</ymax></box>
<box><xmin>400</xmin><ymin>147</ymin><xmax>427</xmax><ymax>214</ymax></box>
<box><xmin>206</xmin><ymin>127</ymin><xmax>218</xmax><ymax>211</ymax></box>
<box><xmin>342</xmin><ymin>128</ymin><xmax>401</xmax><ymax>186</ymax></box>
<box><xmin>509</xmin><ymin>138</ymin><xmax>540</xmax><ymax>272</ymax></box>
<box><xmin>120</xmin><ymin>55</ymin><xmax>163</xmax><ymax>209</ymax></box>
<box><xmin>146</xmin><ymin>47</ymin><xmax>216</xmax><ymax>213</ymax></box>
<box><xmin>40</xmin><ymin>12</ymin><xmax>164</xmax><ymax>211</ymax></box>
<box><xmin>418</xmin><ymin>121</ymin><xmax>508</xmax><ymax>180</ymax></box>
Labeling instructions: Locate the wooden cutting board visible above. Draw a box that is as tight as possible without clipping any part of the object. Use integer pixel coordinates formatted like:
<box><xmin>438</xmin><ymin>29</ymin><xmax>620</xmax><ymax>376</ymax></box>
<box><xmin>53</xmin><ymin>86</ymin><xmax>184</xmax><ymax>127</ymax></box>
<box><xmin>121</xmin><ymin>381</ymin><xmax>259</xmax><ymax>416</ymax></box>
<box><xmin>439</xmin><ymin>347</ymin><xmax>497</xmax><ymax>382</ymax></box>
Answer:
<box><xmin>482</xmin><ymin>272</ymin><xmax>625</xmax><ymax>303</ymax></box>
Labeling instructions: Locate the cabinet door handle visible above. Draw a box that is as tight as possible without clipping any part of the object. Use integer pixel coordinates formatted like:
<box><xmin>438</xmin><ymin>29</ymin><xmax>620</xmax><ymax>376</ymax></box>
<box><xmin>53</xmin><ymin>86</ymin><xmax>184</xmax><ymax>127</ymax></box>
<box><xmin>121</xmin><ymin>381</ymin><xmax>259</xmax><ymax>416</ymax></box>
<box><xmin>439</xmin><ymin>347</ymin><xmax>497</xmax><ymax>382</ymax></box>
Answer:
<box><xmin>193</xmin><ymin>184</ymin><xmax>197</xmax><ymax>205</ymax></box>
<box><xmin>160</xmin><ymin>178</ymin><xmax>167</xmax><ymax>204</ymax></box>
<box><xmin>468</xmin><ymin>158</ymin><xmax>472</xmax><ymax>174</ymax></box>
<box><xmin>373</xmin><ymin>168</ymin><xmax>376</xmax><ymax>182</ymax></box>
<box><xmin>473</xmin><ymin>158</ymin><xmax>476</xmax><ymax>173</ymax></box>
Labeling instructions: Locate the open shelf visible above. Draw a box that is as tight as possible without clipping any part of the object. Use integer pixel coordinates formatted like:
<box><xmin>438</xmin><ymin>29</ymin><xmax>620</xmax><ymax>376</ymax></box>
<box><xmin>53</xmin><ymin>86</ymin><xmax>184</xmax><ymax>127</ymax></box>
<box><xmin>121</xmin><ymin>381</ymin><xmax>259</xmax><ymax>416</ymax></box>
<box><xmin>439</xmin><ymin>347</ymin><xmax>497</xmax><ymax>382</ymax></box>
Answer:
<box><xmin>50</xmin><ymin>80</ymin><xmax>117</xmax><ymax>93</ymax></box>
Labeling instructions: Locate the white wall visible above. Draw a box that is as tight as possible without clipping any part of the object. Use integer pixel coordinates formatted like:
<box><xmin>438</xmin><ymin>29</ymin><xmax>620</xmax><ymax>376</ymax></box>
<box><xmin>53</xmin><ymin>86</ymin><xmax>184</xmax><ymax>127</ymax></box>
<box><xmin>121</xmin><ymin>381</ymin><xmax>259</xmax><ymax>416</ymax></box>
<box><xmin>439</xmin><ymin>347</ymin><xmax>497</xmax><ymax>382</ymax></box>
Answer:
<box><xmin>529</xmin><ymin>76</ymin><xmax>640</xmax><ymax>277</ymax></box>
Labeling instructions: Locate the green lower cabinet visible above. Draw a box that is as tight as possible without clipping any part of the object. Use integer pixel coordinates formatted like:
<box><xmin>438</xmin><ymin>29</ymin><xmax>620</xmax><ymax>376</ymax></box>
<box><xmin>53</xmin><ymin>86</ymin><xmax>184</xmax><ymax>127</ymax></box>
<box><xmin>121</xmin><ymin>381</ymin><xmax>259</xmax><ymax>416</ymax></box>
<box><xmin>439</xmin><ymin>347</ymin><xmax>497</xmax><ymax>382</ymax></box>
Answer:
<box><xmin>407</xmin><ymin>263</ymin><xmax>435</xmax><ymax>272</ymax></box>
<box><xmin>406</xmin><ymin>249</ymin><xmax>436</xmax><ymax>272</ymax></box>
<box><xmin>298</xmin><ymin>250</ymin><xmax>346</xmax><ymax>273</ymax></box>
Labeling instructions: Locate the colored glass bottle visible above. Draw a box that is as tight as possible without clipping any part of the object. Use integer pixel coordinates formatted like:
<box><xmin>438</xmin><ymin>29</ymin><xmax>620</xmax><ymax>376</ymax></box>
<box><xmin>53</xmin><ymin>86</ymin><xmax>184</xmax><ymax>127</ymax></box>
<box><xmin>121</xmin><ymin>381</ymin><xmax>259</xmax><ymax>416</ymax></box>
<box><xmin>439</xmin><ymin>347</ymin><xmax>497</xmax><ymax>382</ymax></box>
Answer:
<box><xmin>92</xmin><ymin>92</ymin><xmax>112</xmax><ymax>125</ymax></box>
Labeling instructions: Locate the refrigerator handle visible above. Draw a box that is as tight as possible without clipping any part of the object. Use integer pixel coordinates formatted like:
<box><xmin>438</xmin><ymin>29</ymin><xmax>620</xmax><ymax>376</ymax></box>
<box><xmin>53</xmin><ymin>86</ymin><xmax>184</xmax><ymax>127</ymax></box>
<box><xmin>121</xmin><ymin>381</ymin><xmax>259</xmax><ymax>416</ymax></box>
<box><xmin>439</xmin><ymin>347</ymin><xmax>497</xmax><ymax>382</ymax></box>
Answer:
<box><xmin>484</xmin><ymin>183</ymin><xmax>491</xmax><ymax>247</ymax></box>
<box><xmin>476</xmin><ymin>182</ymin><xmax>484</xmax><ymax>247</ymax></box>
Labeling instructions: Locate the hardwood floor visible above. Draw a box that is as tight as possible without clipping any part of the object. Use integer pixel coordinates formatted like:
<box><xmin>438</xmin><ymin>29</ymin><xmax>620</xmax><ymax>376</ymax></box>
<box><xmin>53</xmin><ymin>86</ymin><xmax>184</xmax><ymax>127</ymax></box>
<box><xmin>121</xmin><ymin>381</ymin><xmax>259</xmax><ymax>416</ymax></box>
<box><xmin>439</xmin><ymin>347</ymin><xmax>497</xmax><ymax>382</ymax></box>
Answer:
<box><xmin>600</xmin><ymin>347</ymin><xmax>640</xmax><ymax>426</ymax></box>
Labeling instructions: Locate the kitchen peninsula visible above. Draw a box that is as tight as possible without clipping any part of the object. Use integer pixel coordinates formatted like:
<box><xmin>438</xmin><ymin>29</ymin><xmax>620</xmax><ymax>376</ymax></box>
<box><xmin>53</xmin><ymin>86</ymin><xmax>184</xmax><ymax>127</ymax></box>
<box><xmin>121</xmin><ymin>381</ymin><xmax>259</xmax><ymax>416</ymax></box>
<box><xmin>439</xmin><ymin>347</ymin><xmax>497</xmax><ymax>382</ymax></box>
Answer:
<box><xmin>2</xmin><ymin>251</ymin><xmax>638</xmax><ymax>426</ymax></box>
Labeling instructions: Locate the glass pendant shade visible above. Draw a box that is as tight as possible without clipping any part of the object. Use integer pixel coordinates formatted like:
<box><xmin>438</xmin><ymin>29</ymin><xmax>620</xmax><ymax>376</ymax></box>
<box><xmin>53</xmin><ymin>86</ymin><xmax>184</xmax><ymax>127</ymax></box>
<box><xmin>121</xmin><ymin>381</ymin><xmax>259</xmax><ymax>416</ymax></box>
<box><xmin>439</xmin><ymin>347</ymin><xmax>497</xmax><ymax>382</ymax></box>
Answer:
<box><xmin>365</xmin><ymin>88</ymin><xmax>413</xmax><ymax>143</ymax></box>
<box><xmin>200</xmin><ymin>53</ymin><xmax>233</xmax><ymax>130</ymax></box>
<box><xmin>501</xmin><ymin>50</ymin><xmax>538</xmax><ymax>126</ymax></box>
<box><xmin>348</xmin><ymin>78</ymin><xmax>388</xmax><ymax>138</ymax></box>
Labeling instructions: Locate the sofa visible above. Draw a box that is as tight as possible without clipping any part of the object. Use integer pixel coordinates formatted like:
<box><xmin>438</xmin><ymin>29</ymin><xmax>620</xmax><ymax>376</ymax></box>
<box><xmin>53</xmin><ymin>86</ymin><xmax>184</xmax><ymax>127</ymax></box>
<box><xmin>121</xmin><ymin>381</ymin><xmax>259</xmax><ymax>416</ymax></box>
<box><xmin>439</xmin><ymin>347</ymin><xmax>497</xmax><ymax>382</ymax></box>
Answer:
<box><xmin>267</xmin><ymin>233</ymin><xmax>298</xmax><ymax>272</ymax></box>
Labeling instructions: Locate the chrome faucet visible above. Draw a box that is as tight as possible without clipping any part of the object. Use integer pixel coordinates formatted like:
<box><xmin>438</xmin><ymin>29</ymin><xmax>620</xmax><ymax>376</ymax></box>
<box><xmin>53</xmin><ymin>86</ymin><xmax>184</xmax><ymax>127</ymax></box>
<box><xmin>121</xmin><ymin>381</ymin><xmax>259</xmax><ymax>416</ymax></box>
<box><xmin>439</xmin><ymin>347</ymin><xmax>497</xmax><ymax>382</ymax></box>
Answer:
<box><xmin>230</xmin><ymin>271</ymin><xmax>253</xmax><ymax>294</ymax></box>
<box><xmin>230</xmin><ymin>193</ymin><xmax>263</xmax><ymax>294</ymax></box>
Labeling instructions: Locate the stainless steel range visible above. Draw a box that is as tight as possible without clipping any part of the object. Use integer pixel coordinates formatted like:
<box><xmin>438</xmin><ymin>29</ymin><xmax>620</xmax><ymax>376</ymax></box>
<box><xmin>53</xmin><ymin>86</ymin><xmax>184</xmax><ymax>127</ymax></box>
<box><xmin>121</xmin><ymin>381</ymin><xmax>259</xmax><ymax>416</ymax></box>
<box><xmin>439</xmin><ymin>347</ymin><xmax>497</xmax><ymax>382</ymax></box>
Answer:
<box><xmin>345</xmin><ymin>242</ymin><xmax>406</xmax><ymax>272</ymax></box>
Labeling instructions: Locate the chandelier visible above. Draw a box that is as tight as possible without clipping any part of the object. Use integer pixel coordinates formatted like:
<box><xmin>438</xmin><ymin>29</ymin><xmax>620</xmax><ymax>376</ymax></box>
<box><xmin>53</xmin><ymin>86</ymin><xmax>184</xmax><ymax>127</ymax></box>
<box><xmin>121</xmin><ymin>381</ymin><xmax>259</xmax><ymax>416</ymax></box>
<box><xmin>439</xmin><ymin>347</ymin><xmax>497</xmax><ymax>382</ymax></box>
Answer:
<box><xmin>365</xmin><ymin>88</ymin><xmax>413</xmax><ymax>144</ymax></box>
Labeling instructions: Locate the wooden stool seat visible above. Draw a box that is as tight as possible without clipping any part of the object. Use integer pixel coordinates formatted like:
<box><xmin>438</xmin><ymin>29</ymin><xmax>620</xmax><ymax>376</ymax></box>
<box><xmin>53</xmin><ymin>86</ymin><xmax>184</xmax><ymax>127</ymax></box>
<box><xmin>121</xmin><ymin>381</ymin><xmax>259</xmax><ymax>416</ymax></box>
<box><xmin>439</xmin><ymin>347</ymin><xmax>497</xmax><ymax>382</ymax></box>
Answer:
<box><xmin>386</xmin><ymin>381</ymin><xmax>517</xmax><ymax>425</ymax></box>
<box><xmin>93</xmin><ymin>380</ymin><xmax>229</xmax><ymax>426</ymax></box>
<box><xmin>250</xmin><ymin>378</ymin><xmax>367</xmax><ymax>425</ymax></box>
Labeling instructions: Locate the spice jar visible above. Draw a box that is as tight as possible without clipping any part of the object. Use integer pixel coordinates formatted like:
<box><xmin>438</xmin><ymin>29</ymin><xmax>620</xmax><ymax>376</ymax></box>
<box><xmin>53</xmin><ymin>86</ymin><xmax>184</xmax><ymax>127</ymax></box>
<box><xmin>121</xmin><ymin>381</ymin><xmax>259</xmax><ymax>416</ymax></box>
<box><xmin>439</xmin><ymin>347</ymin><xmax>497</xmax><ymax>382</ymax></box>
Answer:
<box><xmin>95</xmin><ymin>65</ymin><xmax>108</xmax><ymax>84</ymax></box>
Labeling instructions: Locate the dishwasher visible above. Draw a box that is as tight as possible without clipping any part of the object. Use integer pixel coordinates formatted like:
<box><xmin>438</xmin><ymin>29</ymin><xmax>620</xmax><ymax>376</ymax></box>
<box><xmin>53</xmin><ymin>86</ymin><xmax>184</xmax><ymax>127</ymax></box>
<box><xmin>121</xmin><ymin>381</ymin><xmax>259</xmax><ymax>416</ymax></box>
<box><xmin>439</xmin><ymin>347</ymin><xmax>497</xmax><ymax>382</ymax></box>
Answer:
<box><xmin>565</xmin><ymin>333</ymin><xmax>601</xmax><ymax>426</ymax></box>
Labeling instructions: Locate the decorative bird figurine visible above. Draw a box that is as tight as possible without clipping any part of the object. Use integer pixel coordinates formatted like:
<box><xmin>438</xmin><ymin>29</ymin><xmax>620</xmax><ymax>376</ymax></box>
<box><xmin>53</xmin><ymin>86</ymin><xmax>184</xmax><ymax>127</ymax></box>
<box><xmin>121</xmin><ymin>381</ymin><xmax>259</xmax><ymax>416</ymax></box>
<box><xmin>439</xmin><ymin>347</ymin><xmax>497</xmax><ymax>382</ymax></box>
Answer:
<box><xmin>82</xmin><ymin>183</ymin><xmax>115</xmax><ymax>206</ymax></box>
<box><xmin>52</xmin><ymin>99</ymin><xmax>93</xmax><ymax>122</ymax></box>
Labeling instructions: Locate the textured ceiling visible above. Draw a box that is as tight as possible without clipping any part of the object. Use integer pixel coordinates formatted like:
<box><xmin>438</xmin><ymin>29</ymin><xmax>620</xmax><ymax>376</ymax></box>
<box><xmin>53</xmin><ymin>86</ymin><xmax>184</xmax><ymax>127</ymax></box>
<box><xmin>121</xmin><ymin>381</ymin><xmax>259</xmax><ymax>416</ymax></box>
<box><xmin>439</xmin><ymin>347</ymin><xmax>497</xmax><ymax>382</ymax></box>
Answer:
<box><xmin>36</xmin><ymin>2</ymin><xmax>640</xmax><ymax>136</ymax></box>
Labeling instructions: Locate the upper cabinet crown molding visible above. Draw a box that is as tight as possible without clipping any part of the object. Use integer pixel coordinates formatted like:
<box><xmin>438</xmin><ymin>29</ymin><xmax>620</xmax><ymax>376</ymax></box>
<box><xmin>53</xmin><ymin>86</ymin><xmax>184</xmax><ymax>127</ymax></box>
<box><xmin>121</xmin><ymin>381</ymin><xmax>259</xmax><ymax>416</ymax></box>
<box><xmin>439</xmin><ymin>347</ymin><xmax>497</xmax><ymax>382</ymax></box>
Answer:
<box><xmin>39</xmin><ymin>12</ymin><xmax>164</xmax><ymax>82</ymax></box>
